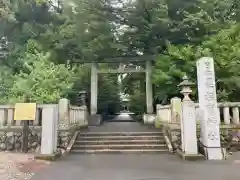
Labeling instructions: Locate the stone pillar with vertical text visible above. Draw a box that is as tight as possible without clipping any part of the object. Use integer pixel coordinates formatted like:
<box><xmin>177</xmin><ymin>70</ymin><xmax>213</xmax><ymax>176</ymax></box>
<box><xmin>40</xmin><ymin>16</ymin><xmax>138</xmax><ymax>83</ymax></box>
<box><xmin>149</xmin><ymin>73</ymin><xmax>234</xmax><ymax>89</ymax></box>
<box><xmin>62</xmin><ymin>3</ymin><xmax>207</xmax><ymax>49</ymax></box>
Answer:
<box><xmin>197</xmin><ymin>57</ymin><xmax>222</xmax><ymax>160</ymax></box>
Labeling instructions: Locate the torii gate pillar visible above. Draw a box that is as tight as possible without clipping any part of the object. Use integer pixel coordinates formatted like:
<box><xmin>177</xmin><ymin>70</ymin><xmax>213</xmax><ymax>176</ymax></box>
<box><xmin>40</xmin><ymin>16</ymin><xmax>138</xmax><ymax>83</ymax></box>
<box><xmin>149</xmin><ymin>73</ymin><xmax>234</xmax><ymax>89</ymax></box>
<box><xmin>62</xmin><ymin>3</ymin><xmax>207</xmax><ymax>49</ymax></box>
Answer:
<box><xmin>89</xmin><ymin>62</ymin><xmax>102</xmax><ymax>126</ymax></box>
<box><xmin>146</xmin><ymin>60</ymin><xmax>153</xmax><ymax>114</ymax></box>
<box><xmin>90</xmin><ymin>62</ymin><xmax>98</xmax><ymax>115</ymax></box>
<box><xmin>143</xmin><ymin>60</ymin><xmax>155</xmax><ymax>124</ymax></box>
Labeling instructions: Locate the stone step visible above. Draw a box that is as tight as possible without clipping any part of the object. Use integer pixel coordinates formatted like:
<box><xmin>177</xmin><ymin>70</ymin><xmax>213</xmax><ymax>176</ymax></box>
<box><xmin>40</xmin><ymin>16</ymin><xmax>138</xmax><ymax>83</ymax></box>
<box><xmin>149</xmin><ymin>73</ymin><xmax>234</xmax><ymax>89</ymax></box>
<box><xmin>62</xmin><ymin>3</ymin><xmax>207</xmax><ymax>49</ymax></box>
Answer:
<box><xmin>78</xmin><ymin>132</ymin><xmax>163</xmax><ymax>136</ymax></box>
<box><xmin>74</xmin><ymin>139</ymin><xmax>165</xmax><ymax>145</ymax></box>
<box><xmin>71</xmin><ymin>149</ymin><xmax>169</xmax><ymax>154</ymax></box>
<box><xmin>77</xmin><ymin>135</ymin><xmax>164</xmax><ymax>141</ymax></box>
<box><xmin>72</xmin><ymin>144</ymin><xmax>167</xmax><ymax>150</ymax></box>
<box><xmin>71</xmin><ymin>124</ymin><xmax>169</xmax><ymax>154</ymax></box>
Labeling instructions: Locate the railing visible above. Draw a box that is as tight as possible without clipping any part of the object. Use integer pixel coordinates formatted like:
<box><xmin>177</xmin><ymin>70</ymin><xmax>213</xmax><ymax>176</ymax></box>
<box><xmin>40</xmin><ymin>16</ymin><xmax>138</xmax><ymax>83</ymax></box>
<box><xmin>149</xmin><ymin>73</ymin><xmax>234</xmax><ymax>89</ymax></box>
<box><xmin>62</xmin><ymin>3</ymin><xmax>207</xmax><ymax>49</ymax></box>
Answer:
<box><xmin>0</xmin><ymin>100</ymin><xmax>89</xmax><ymax>129</ymax></box>
<box><xmin>157</xmin><ymin>102</ymin><xmax>240</xmax><ymax>125</ymax></box>
<box><xmin>161</xmin><ymin>102</ymin><xmax>240</xmax><ymax>151</ymax></box>
<box><xmin>195</xmin><ymin>102</ymin><xmax>240</xmax><ymax>125</ymax></box>
<box><xmin>0</xmin><ymin>100</ymin><xmax>89</xmax><ymax>153</ymax></box>
<box><xmin>0</xmin><ymin>104</ymin><xmax>52</xmax><ymax>128</ymax></box>
<box><xmin>156</xmin><ymin>104</ymin><xmax>171</xmax><ymax>123</ymax></box>
<box><xmin>69</xmin><ymin>105</ymin><xmax>88</xmax><ymax>126</ymax></box>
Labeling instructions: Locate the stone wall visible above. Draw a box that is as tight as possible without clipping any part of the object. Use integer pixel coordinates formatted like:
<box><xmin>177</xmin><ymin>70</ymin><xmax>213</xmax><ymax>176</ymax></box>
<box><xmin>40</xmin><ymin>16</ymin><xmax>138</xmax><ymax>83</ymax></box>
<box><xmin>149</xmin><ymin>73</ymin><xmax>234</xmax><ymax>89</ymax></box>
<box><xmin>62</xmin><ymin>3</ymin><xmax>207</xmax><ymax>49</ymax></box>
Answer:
<box><xmin>57</xmin><ymin>130</ymin><xmax>74</xmax><ymax>154</ymax></box>
<box><xmin>164</xmin><ymin>125</ymin><xmax>181</xmax><ymax>152</ymax></box>
<box><xmin>0</xmin><ymin>100</ymin><xmax>89</xmax><ymax>155</ymax></box>
<box><xmin>0</xmin><ymin>127</ymin><xmax>75</xmax><ymax>154</ymax></box>
<box><xmin>0</xmin><ymin>127</ymin><xmax>41</xmax><ymax>153</ymax></box>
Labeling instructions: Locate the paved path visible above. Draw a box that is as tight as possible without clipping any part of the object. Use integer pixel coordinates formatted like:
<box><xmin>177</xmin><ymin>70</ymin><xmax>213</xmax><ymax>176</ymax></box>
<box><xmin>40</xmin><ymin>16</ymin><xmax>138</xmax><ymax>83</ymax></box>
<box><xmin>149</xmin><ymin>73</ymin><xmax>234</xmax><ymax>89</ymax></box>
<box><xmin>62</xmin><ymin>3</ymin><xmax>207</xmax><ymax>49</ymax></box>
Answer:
<box><xmin>31</xmin><ymin>122</ymin><xmax>240</xmax><ymax>180</ymax></box>
<box><xmin>85</xmin><ymin>122</ymin><xmax>158</xmax><ymax>132</ymax></box>
<box><xmin>31</xmin><ymin>154</ymin><xmax>240</xmax><ymax>180</ymax></box>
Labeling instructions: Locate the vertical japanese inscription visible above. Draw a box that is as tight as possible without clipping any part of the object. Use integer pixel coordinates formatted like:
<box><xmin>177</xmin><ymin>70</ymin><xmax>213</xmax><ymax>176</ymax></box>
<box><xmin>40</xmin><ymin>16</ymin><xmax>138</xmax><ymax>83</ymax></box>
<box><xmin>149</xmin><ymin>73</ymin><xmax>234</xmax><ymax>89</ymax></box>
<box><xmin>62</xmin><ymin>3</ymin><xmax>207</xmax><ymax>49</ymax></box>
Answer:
<box><xmin>197</xmin><ymin>57</ymin><xmax>221</xmax><ymax>146</ymax></box>
<box><xmin>203</xmin><ymin>59</ymin><xmax>220</xmax><ymax>142</ymax></box>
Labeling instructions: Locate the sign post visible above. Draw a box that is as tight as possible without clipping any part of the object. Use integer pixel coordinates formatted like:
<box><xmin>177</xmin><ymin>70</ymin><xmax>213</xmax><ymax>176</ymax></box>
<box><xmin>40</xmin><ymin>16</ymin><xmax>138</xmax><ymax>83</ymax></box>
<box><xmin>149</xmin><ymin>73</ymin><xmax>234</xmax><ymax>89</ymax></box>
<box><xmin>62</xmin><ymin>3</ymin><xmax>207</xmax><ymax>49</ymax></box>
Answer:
<box><xmin>14</xmin><ymin>103</ymin><xmax>36</xmax><ymax>153</ymax></box>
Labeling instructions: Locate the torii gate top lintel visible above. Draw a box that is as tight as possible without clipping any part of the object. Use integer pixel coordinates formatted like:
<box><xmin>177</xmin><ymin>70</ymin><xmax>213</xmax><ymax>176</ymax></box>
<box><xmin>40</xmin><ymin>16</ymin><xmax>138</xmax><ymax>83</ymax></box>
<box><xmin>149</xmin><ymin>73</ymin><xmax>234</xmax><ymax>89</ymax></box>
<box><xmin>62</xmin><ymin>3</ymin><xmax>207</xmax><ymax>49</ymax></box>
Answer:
<box><xmin>89</xmin><ymin>55</ymin><xmax>156</xmax><ymax>74</ymax></box>
<box><xmin>73</xmin><ymin>55</ymin><xmax>157</xmax><ymax>64</ymax></box>
<box><xmin>96</xmin><ymin>55</ymin><xmax>156</xmax><ymax>63</ymax></box>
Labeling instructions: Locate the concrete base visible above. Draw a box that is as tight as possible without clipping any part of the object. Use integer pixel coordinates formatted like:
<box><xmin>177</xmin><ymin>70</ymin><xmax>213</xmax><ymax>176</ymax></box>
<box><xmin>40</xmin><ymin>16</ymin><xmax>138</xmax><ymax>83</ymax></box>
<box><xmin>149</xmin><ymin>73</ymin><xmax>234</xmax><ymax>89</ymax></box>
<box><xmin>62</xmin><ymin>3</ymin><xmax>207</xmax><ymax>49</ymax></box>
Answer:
<box><xmin>35</xmin><ymin>152</ymin><xmax>61</xmax><ymax>161</ymax></box>
<box><xmin>143</xmin><ymin>114</ymin><xmax>156</xmax><ymax>124</ymax></box>
<box><xmin>176</xmin><ymin>149</ymin><xmax>205</xmax><ymax>161</ymax></box>
<box><xmin>202</xmin><ymin>147</ymin><xmax>225</xmax><ymax>160</ymax></box>
<box><xmin>75</xmin><ymin>125</ymin><xmax>89</xmax><ymax>131</ymax></box>
<box><xmin>198</xmin><ymin>141</ymin><xmax>226</xmax><ymax>160</ymax></box>
<box><xmin>88</xmin><ymin>114</ymin><xmax>102</xmax><ymax>126</ymax></box>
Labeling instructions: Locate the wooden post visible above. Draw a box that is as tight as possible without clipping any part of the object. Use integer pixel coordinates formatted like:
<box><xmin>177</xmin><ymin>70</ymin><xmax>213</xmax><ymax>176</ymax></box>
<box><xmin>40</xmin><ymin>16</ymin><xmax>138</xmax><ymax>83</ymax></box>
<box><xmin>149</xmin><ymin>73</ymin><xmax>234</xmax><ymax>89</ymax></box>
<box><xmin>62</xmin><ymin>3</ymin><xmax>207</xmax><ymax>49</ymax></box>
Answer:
<box><xmin>22</xmin><ymin>120</ymin><xmax>29</xmax><ymax>153</ymax></box>
<box><xmin>14</xmin><ymin>100</ymin><xmax>36</xmax><ymax>153</ymax></box>
<box><xmin>22</xmin><ymin>96</ymin><xmax>30</xmax><ymax>153</ymax></box>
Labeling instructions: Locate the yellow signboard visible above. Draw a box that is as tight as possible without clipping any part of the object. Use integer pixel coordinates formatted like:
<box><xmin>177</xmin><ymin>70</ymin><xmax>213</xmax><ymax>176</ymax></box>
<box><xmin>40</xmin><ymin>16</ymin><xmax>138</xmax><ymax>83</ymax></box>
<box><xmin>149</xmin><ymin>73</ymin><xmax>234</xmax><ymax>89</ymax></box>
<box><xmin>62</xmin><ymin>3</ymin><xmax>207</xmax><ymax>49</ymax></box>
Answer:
<box><xmin>14</xmin><ymin>103</ymin><xmax>37</xmax><ymax>121</ymax></box>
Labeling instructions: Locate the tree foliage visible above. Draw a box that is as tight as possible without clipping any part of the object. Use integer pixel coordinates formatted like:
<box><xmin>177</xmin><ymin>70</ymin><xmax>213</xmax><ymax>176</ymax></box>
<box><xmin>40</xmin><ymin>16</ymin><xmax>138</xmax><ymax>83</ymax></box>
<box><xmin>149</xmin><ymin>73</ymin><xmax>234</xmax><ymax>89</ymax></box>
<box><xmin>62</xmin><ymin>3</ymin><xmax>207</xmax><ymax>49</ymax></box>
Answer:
<box><xmin>3</xmin><ymin>40</ymin><xmax>77</xmax><ymax>103</ymax></box>
<box><xmin>153</xmin><ymin>24</ymin><xmax>240</xmax><ymax>102</ymax></box>
<box><xmin>120</xmin><ymin>0</ymin><xmax>240</xmax><ymax>105</ymax></box>
<box><xmin>0</xmin><ymin>0</ymin><xmax>240</xmax><ymax>113</ymax></box>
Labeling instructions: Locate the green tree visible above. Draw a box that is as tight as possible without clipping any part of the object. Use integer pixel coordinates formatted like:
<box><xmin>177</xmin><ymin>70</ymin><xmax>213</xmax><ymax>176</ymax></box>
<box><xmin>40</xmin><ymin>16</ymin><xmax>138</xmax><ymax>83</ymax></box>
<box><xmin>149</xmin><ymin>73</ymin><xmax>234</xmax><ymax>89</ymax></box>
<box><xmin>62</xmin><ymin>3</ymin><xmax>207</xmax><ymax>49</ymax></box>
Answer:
<box><xmin>118</xmin><ymin>0</ymin><xmax>240</xmax><ymax>108</ymax></box>
<box><xmin>4</xmin><ymin>40</ymin><xmax>77</xmax><ymax>103</ymax></box>
<box><xmin>1</xmin><ymin>0</ymin><xmax>240</xmax><ymax>114</ymax></box>
<box><xmin>119</xmin><ymin>0</ymin><xmax>240</xmax><ymax>55</ymax></box>
<box><xmin>153</xmin><ymin>24</ymin><xmax>240</xmax><ymax>102</ymax></box>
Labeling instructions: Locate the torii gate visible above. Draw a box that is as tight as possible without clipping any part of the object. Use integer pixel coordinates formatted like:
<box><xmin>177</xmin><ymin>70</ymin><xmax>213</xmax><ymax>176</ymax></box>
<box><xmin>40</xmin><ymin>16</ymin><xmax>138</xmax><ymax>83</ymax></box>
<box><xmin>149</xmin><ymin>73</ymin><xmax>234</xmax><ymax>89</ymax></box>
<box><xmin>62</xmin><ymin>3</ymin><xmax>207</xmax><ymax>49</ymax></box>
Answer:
<box><xmin>88</xmin><ymin>55</ymin><xmax>156</xmax><ymax>125</ymax></box>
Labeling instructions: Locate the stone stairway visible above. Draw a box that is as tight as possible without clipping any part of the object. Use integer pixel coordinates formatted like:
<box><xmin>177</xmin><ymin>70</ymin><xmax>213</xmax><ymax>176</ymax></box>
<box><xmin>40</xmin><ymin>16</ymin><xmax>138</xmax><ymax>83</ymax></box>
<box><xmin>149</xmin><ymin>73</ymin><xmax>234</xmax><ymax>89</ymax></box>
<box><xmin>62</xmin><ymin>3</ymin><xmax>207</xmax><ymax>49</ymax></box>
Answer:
<box><xmin>71</xmin><ymin>122</ymin><xmax>169</xmax><ymax>154</ymax></box>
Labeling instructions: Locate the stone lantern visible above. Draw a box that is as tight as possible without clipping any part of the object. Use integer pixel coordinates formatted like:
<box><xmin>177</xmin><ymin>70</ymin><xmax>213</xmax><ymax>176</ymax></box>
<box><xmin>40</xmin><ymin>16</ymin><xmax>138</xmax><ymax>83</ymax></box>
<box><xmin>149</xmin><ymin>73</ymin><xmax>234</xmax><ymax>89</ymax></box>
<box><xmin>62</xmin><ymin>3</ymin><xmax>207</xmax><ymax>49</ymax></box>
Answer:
<box><xmin>177</xmin><ymin>75</ymin><xmax>194</xmax><ymax>101</ymax></box>
<box><xmin>177</xmin><ymin>74</ymin><xmax>199</xmax><ymax>157</ymax></box>
<box><xmin>76</xmin><ymin>91</ymin><xmax>87</xmax><ymax>106</ymax></box>
<box><xmin>0</xmin><ymin>37</ymin><xmax>8</xmax><ymax>59</ymax></box>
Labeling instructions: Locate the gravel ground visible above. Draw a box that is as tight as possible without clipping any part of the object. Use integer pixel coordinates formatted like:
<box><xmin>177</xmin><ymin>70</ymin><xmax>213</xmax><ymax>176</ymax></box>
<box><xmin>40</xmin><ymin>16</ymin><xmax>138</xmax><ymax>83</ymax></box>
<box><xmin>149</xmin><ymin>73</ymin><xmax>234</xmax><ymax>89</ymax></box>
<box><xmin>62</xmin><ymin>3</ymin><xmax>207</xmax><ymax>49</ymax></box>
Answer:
<box><xmin>0</xmin><ymin>152</ymin><xmax>50</xmax><ymax>180</ymax></box>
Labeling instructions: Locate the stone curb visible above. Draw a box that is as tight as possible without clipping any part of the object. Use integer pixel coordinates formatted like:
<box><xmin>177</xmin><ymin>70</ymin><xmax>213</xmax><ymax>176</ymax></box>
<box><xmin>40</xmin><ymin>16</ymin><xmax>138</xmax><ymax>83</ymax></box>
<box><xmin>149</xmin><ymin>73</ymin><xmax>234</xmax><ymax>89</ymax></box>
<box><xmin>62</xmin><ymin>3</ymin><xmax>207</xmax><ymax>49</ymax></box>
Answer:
<box><xmin>65</xmin><ymin>131</ymin><xmax>79</xmax><ymax>154</ymax></box>
<box><xmin>34</xmin><ymin>152</ymin><xmax>61</xmax><ymax>161</ymax></box>
<box><xmin>176</xmin><ymin>149</ymin><xmax>206</xmax><ymax>161</ymax></box>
